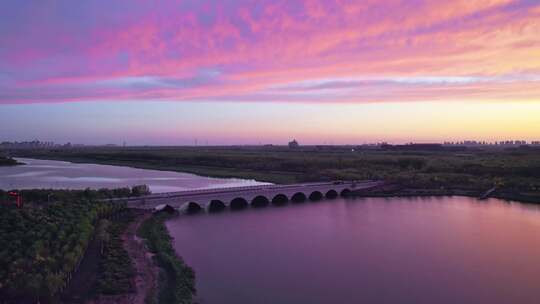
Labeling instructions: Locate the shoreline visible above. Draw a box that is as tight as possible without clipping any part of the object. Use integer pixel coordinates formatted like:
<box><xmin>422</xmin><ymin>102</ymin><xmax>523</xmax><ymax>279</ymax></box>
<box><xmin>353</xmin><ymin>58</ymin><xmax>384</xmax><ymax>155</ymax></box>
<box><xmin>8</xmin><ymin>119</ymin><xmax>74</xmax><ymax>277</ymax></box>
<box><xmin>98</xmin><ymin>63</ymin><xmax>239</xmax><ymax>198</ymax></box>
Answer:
<box><xmin>137</xmin><ymin>212</ymin><xmax>196</xmax><ymax>303</ymax></box>
<box><xmin>3</xmin><ymin>151</ymin><xmax>539</xmax><ymax>302</ymax></box>
<box><xmin>0</xmin><ymin>157</ymin><xmax>21</xmax><ymax>167</ymax></box>
<box><xmin>13</xmin><ymin>155</ymin><xmax>296</xmax><ymax>184</ymax></box>
<box><xmin>12</xmin><ymin>156</ymin><xmax>539</xmax><ymax>206</ymax></box>
<box><xmin>351</xmin><ymin>186</ymin><xmax>539</xmax><ymax>205</ymax></box>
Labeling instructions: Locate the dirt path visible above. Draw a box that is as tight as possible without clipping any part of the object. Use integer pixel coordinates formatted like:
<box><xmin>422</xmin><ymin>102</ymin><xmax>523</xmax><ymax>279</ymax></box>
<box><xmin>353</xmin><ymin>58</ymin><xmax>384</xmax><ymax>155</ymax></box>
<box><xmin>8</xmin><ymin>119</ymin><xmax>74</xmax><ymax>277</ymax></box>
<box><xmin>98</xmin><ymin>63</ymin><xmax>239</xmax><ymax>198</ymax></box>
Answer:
<box><xmin>89</xmin><ymin>211</ymin><xmax>158</xmax><ymax>304</ymax></box>
<box><xmin>125</xmin><ymin>211</ymin><xmax>157</xmax><ymax>304</ymax></box>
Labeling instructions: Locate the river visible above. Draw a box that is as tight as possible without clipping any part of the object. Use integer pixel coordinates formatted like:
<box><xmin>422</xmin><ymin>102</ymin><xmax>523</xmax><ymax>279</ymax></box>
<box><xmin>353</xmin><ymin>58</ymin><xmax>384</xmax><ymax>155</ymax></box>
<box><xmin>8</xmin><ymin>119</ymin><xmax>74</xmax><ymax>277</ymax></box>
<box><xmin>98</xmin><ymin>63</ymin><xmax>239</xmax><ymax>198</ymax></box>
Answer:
<box><xmin>2</xmin><ymin>158</ymin><xmax>540</xmax><ymax>303</ymax></box>
<box><xmin>0</xmin><ymin>158</ymin><xmax>269</xmax><ymax>192</ymax></box>
<box><xmin>167</xmin><ymin>196</ymin><xmax>540</xmax><ymax>304</ymax></box>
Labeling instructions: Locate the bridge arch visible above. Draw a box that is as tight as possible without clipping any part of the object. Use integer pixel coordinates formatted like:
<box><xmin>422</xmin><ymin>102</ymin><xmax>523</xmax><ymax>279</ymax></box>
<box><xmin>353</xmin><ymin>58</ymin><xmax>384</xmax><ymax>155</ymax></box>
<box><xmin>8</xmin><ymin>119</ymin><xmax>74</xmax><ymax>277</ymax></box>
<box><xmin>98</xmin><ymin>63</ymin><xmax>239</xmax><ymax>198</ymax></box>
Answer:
<box><xmin>271</xmin><ymin>194</ymin><xmax>288</xmax><ymax>205</ymax></box>
<box><xmin>291</xmin><ymin>192</ymin><xmax>307</xmax><ymax>203</ymax></box>
<box><xmin>340</xmin><ymin>188</ymin><xmax>351</xmax><ymax>197</ymax></box>
<box><xmin>309</xmin><ymin>191</ymin><xmax>323</xmax><ymax>201</ymax></box>
<box><xmin>230</xmin><ymin>197</ymin><xmax>248</xmax><ymax>210</ymax></box>
<box><xmin>208</xmin><ymin>199</ymin><xmax>226</xmax><ymax>212</ymax></box>
<box><xmin>185</xmin><ymin>202</ymin><xmax>202</xmax><ymax>214</ymax></box>
<box><xmin>325</xmin><ymin>189</ymin><xmax>338</xmax><ymax>199</ymax></box>
<box><xmin>251</xmin><ymin>195</ymin><xmax>269</xmax><ymax>208</ymax></box>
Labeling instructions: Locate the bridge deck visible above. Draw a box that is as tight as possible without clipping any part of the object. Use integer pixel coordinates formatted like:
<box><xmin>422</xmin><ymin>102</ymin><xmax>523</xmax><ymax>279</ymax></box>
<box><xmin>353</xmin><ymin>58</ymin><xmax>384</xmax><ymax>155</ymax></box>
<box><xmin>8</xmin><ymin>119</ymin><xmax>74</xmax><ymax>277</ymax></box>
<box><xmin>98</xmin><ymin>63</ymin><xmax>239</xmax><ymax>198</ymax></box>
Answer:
<box><xmin>117</xmin><ymin>180</ymin><xmax>383</xmax><ymax>210</ymax></box>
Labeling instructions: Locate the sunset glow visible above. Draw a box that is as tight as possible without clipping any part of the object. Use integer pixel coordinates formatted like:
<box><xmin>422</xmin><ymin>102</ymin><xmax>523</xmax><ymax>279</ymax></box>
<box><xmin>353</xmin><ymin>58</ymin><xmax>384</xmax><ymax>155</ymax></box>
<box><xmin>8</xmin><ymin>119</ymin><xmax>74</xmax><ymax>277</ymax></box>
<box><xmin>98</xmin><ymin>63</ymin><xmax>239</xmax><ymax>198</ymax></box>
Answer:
<box><xmin>1</xmin><ymin>0</ymin><xmax>539</xmax><ymax>144</ymax></box>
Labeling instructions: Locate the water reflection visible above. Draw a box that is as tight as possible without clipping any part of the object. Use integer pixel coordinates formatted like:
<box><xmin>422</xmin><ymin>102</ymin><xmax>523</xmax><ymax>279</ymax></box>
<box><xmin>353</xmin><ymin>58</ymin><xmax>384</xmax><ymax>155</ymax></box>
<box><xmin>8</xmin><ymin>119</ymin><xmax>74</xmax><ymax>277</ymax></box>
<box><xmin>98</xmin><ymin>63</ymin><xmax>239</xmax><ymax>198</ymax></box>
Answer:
<box><xmin>0</xmin><ymin>158</ymin><xmax>269</xmax><ymax>192</ymax></box>
<box><xmin>167</xmin><ymin>196</ymin><xmax>540</xmax><ymax>304</ymax></box>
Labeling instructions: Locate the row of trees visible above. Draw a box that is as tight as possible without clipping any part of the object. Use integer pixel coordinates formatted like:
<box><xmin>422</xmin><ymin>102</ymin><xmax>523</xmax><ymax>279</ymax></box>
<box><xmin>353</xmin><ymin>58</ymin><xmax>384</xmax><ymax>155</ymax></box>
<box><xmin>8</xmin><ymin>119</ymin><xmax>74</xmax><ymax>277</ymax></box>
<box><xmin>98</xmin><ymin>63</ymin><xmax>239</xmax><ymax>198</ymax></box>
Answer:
<box><xmin>0</xmin><ymin>185</ymin><xmax>151</xmax><ymax>209</ymax></box>
<box><xmin>0</xmin><ymin>189</ymin><xmax>127</xmax><ymax>303</ymax></box>
<box><xmin>96</xmin><ymin>212</ymin><xmax>136</xmax><ymax>295</ymax></box>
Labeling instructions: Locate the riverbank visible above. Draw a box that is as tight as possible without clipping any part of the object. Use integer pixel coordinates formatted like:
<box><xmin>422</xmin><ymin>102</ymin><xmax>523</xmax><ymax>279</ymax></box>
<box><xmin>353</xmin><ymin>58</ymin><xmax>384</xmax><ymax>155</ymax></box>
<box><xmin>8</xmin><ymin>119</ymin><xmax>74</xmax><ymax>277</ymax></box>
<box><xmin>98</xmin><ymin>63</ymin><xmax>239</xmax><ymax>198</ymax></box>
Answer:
<box><xmin>84</xmin><ymin>210</ymin><xmax>195</xmax><ymax>304</ymax></box>
<box><xmin>51</xmin><ymin>206</ymin><xmax>188</xmax><ymax>304</ymax></box>
<box><xmin>0</xmin><ymin>156</ymin><xmax>20</xmax><ymax>166</ymax></box>
<box><xmin>121</xmin><ymin>190</ymin><xmax>537</xmax><ymax>303</ymax></box>
<box><xmin>352</xmin><ymin>183</ymin><xmax>540</xmax><ymax>205</ymax></box>
<box><xmin>137</xmin><ymin>212</ymin><xmax>196</xmax><ymax>303</ymax></box>
<box><xmin>13</xmin><ymin>154</ymin><xmax>298</xmax><ymax>184</ymax></box>
<box><xmin>12</xmin><ymin>146</ymin><xmax>540</xmax><ymax>199</ymax></box>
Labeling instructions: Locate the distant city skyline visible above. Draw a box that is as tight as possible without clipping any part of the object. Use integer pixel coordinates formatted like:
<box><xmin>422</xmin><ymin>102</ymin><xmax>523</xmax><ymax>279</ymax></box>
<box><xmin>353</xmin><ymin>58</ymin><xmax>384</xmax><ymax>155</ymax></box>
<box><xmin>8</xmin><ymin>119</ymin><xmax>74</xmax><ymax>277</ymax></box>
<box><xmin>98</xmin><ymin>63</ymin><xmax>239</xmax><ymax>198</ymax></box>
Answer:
<box><xmin>2</xmin><ymin>136</ymin><xmax>539</xmax><ymax>148</ymax></box>
<box><xmin>1</xmin><ymin>1</ymin><xmax>539</xmax><ymax>143</ymax></box>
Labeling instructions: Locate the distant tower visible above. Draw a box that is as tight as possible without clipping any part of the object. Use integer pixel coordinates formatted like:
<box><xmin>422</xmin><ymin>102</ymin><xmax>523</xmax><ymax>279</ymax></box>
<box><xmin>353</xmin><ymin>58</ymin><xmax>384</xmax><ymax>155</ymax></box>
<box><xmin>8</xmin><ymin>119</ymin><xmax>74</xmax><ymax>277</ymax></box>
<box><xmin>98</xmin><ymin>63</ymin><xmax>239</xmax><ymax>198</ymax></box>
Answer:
<box><xmin>288</xmin><ymin>139</ymin><xmax>299</xmax><ymax>148</ymax></box>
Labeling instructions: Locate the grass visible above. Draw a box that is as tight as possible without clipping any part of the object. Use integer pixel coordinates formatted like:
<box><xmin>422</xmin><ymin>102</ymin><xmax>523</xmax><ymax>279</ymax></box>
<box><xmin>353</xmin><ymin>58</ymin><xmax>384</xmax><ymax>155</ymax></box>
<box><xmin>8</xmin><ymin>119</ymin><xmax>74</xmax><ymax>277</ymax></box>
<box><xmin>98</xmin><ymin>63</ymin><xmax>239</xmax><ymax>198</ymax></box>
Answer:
<box><xmin>137</xmin><ymin>213</ymin><xmax>196</xmax><ymax>304</ymax></box>
<box><xmin>15</xmin><ymin>146</ymin><xmax>540</xmax><ymax>190</ymax></box>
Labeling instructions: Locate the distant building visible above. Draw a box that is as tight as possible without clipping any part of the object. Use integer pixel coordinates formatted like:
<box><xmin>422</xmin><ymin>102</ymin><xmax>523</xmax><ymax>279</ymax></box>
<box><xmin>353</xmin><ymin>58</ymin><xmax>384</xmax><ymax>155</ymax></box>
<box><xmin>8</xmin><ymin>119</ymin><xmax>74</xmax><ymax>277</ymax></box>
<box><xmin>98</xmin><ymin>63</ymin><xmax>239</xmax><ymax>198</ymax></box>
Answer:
<box><xmin>0</xmin><ymin>140</ymin><xmax>57</xmax><ymax>150</ymax></box>
<box><xmin>381</xmin><ymin>143</ymin><xmax>444</xmax><ymax>151</ymax></box>
<box><xmin>288</xmin><ymin>139</ymin><xmax>299</xmax><ymax>148</ymax></box>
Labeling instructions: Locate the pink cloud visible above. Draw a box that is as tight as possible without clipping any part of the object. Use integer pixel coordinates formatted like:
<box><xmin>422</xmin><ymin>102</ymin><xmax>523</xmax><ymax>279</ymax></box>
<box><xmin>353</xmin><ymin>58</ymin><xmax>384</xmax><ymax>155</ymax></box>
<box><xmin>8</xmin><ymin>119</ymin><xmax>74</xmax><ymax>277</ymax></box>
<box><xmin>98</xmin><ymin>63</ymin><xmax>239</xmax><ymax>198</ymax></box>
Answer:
<box><xmin>0</xmin><ymin>0</ymin><xmax>539</xmax><ymax>104</ymax></box>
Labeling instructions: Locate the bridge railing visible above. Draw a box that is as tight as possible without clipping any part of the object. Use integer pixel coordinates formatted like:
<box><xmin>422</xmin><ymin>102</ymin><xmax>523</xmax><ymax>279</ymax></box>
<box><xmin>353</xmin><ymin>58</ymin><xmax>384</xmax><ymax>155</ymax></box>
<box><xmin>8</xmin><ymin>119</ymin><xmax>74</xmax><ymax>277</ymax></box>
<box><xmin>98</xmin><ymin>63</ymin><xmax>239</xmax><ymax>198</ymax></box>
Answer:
<box><xmin>139</xmin><ymin>181</ymin><xmax>358</xmax><ymax>197</ymax></box>
<box><xmin>112</xmin><ymin>180</ymin><xmax>376</xmax><ymax>202</ymax></box>
<box><xmin>122</xmin><ymin>180</ymin><xmax>383</xmax><ymax>208</ymax></box>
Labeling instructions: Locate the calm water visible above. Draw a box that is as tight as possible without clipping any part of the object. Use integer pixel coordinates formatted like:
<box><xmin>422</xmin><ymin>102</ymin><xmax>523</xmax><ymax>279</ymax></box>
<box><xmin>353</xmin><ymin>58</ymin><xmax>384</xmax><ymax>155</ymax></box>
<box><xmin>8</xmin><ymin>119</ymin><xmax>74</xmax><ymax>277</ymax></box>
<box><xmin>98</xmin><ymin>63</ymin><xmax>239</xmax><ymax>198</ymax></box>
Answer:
<box><xmin>0</xmin><ymin>158</ymin><xmax>269</xmax><ymax>192</ymax></box>
<box><xmin>167</xmin><ymin>196</ymin><xmax>540</xmax><ymax>304</ymax></box>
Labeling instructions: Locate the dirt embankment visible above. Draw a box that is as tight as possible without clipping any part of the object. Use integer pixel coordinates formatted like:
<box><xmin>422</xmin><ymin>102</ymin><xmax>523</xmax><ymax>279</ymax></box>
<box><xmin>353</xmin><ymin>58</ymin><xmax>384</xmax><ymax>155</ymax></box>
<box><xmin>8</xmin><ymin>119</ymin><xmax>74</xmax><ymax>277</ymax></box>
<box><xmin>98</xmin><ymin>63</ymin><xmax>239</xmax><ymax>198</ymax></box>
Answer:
<box><xmin>89</xmin><ymin>211</ymin><xmax>158</xmax><ymax>304</ymax></box>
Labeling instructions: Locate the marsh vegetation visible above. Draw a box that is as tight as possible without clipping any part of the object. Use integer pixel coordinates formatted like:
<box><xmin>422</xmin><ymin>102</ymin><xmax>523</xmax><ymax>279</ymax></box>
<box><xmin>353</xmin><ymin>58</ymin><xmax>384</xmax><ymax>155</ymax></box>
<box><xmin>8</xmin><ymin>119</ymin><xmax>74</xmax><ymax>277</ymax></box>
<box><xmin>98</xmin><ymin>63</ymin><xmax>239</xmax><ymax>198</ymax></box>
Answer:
<box><xmin>15</xmin><ymin>146</ymin><xmax>540</xmax><ymax>202</ymax></box>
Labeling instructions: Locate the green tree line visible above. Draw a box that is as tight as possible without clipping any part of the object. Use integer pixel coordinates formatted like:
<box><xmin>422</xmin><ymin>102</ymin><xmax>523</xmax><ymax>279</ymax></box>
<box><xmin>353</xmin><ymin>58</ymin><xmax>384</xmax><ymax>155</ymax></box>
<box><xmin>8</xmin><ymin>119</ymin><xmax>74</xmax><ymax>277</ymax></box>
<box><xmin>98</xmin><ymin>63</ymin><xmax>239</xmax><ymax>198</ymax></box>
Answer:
<box><xmin>0</xmin><ymin>189</ymin><xmax>127</xmax><ymax>303</ymax></box>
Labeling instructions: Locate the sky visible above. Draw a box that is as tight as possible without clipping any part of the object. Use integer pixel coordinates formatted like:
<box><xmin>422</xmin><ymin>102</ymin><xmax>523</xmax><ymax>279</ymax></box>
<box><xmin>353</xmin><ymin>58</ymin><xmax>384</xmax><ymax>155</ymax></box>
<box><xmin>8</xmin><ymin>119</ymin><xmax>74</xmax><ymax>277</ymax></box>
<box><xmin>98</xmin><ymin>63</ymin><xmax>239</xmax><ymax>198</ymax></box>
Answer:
<box><xmin>1</xmin><ymin>0</ymin><xmax>539</xmax><ymax>145</ymax></box>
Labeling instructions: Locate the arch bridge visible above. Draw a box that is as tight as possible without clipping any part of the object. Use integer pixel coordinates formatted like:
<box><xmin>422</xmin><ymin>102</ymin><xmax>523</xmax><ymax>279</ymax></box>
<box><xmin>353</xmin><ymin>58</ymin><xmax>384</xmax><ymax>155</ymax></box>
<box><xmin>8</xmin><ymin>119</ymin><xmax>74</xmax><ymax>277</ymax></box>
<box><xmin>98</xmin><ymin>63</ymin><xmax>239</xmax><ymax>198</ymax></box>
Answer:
<box><xmin>122</xmin><ymin>180</ymin><xmax>383</xmax><ymax>212</ymax></box>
